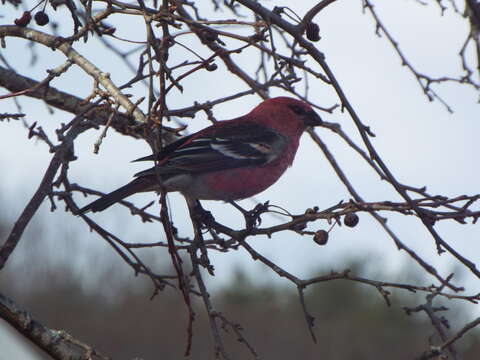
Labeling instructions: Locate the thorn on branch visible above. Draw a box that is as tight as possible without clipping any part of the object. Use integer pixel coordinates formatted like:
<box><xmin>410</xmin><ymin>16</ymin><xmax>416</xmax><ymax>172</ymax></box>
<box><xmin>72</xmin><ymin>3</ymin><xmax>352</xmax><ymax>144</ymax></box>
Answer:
<box><xmin>363</xmin><ymin>125</ymin><xmax>376</xmax><ymax>137</ymax></box>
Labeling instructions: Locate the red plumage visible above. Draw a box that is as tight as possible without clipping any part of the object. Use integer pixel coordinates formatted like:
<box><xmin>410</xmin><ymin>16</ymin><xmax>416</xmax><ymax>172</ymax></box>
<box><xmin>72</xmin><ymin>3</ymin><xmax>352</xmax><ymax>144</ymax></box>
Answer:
<box><xmin>78</xmin><ymin>97</ymin><xmax>322</xmax><ymax>214</ymax></box>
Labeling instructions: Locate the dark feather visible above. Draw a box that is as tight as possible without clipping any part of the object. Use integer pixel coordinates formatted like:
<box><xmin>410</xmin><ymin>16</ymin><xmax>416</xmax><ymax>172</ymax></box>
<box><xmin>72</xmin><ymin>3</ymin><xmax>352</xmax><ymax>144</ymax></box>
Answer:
<box><xmin>77</xmin><ymin>177</ymin><xmax>154</xmax><ymax>214</ymax></box>
<box><xmin>132</xmin><ymin>122</ymin><xmax>286</xmax><ymax>179</ymax></box>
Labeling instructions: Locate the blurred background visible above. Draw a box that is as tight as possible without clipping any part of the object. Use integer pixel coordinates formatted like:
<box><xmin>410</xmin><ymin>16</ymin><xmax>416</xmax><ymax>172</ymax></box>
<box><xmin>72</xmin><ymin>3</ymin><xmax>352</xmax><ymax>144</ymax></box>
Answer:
<box><xmin>1</xmin><ymin>214</ymin><xmax>479</xmax><ymax>359</ymax></box>
<box><xmin>1</xmin><ymin>0</ymin><xmax>480</xmax><ymax>359</ymax></box>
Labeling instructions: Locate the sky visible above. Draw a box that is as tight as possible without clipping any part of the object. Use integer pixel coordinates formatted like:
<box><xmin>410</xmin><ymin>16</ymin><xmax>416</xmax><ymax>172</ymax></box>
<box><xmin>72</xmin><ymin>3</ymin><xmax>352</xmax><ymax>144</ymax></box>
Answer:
<box><xmin>1</xmin><ymin>0</ymin><xmax>480</xmax><ymax>358</ymax></box>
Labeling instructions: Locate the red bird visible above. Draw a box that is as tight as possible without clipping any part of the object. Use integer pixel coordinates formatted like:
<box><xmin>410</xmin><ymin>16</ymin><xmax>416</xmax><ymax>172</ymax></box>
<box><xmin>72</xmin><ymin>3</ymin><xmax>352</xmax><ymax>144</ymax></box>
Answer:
<box><xmin>78</xmin><ymin>97</ymin><xmax>322</xmax><ymax>214</ymax></box>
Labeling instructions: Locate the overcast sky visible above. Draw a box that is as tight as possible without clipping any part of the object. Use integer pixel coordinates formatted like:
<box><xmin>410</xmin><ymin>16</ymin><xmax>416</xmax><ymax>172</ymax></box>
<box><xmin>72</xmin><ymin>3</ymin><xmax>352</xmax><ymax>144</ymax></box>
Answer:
<box><xmin>1</xmin><ymin>1</ymin><xmax>480</xmax><ymax>358</ymax></box>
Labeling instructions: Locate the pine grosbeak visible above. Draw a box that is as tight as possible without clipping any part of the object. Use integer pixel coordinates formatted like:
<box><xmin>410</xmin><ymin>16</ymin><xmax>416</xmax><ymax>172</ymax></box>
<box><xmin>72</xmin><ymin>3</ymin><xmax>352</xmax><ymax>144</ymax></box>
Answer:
<box><xmin>78</xmin><ymin>97</ymin><xmax>322</xmax><ymax>214</ymax></box>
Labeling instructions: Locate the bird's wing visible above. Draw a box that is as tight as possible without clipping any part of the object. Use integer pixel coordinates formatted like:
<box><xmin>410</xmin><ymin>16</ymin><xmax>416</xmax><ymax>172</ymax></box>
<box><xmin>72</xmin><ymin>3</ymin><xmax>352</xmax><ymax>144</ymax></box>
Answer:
<box><xmin>133</xmin><ymin>121</ymin><xmax>287</xmax><ymax>178</ymax></box>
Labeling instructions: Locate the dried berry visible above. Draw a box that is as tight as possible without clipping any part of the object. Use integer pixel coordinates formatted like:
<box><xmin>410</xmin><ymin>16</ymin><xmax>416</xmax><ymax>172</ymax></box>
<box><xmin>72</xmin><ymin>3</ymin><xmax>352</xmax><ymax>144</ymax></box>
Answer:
<box><xmin>14</xmin><ymin>11</ymin><xmax>32</xmax><ymax>27</ymax></box>
<box><xmin>313</xmin><ymin>230</ymin><xmax>328</xmax><ymax>245</ymax></box>
<box><xmin>205</xmin><ymin>63</ymin><xmax>218</xmax><ymax>72</ymax></box>
<box><xmin>344</xmin><ymin>213</ymin><xmax>359</xmax><ymax>228</ymax></box>
<box><xmin>305</xmin><ymin>206</ymin><xmax>319</xmax><ymax>215</ymax></box>
<box><xmin>306</xmin><ymin>22</ymin><xmax>320</xmax><ymax>42</ymax></box>
<box><xmin>34</xmin><ymin>11</ymin><xmax>49</xmax><ymax>26</ymax></box>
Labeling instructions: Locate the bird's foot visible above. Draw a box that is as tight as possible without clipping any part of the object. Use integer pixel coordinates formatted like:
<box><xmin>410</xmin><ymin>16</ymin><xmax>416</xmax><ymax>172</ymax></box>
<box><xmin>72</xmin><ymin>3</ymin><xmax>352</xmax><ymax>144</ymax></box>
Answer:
<box><xmin>192</xmin><ymin>201</ymin><xmax>215</xmax><ymax>229</ymax></box>
<box><xmin>230</xmin><ymin>200</ymin><xmax>269</xmax><ymax>229</ymax></box>
<box><xmin>190</xmin><ymin>200</ymin><xmax>215</xmax><ymax>275</ymax></box>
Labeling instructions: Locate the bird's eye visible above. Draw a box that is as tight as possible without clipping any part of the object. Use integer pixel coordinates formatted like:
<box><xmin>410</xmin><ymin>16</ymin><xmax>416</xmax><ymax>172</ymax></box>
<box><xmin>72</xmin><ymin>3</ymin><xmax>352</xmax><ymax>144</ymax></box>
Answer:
<box><xmin>289</xmin><ymin>105</ymin><xmax>306</xmax><ymax>115</ymax></box>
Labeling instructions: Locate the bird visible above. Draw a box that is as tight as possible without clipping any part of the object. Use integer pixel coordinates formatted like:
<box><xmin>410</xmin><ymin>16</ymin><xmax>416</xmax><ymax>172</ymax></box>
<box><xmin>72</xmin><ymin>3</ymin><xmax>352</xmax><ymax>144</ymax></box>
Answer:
<box><xmin>77</xmin><ymin>97</ymin><xmax>323</xmax><ymax>215</ymax></box>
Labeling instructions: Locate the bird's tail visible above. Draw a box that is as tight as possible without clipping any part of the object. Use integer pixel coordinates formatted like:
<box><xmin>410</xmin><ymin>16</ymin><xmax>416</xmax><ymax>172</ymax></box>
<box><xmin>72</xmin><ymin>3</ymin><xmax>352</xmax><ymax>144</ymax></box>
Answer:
<box><xmin>77</xmin><ymin>177</ymin><xmax>154</xmax><ymax>214</ymax></box>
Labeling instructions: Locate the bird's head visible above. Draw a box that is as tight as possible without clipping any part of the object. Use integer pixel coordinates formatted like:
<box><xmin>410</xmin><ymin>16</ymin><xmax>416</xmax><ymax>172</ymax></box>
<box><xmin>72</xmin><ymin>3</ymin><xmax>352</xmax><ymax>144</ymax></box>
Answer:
<box><xmin>250</xmin><ymin>97</ymin><xmax>323</xmax><ymax>137</ymax></box>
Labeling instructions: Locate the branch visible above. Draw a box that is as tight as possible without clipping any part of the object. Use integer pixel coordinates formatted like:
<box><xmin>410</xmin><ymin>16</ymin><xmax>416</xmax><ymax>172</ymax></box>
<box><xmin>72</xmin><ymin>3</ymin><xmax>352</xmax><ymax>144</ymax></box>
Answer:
<box><xmin>0</xmin><ymin>65</ymin><xmax>144</xmax><ymax>139</ymax></box>
<box><xmin>439</xmin><ymin>317</ymin><xmax>480</xmax><ymax>353</ymax></box>
<box><xmin>175</xmin><ymin>3</ymin><xmax>269</xmax><ymax>99</ymax></box>
<box><xmin>0</xmin><ymin>25</ymin><xmax>146</xmax><ymax>123</ymax></box>
<box><xmin>235</xmin><ymin>0</ymin><xmax>480</xmax><ymax>289</ymax></box>
<box><xmin>299</xmin><ymin>0</ymin><xmax>338</xmax><ymax>33</ymax></box>
<box><xmin>0</xmin><ymin>113</ymin><xmax>87</xmax><ymax>270</ymax></box>
<box><xmin>0</xmin><ymin>292</ymin><xmax>109</xmax><ymax>360</ymax></box>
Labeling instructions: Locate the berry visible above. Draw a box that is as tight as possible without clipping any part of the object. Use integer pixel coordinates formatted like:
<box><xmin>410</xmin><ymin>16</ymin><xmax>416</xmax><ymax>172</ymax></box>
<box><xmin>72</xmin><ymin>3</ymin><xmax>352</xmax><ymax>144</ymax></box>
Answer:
<box><xmin>34</xmin><ymin>11</ymin><xmax>49</xmax><ymax>26</ymax></box>
<box><xmin>205</xmin><ymin>63</ymin><xmax>218</xmax><ymax>72</ymax></box>
<box><xmin>14</xmin><ymin>11</ymin><xmax>32</xmax><ymax>27</ymax></box>
<box><xmin>344</xmin><ymin>213</ymin><xmax>359</xmax><ymax>228</ymax></box>
<box><xmin>313</xmin><ymin>230</ymin><xmax>329</xmax><ymax>245</ymax></box>
<box><xmin>306</xmin><ymin>22</ymin><xmax>320</xmax><ymax>42</ymax></box>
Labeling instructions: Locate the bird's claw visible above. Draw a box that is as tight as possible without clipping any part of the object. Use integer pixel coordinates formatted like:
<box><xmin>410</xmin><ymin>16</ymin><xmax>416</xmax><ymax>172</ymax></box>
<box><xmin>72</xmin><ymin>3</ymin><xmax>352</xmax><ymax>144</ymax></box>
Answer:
<box><xmin>229</xmin><ymin>200</ymin><xmax>269</xmax><ymax>229</ymax></box>
<box><xmin>245</xmin><ymin>201</ymin><xmax>269</xmax><ymax>229</ymax></box>
<box><xmin>192</xmin><ymin>201</ymin><xmax>215</xmax><ymax>228</ymax></box>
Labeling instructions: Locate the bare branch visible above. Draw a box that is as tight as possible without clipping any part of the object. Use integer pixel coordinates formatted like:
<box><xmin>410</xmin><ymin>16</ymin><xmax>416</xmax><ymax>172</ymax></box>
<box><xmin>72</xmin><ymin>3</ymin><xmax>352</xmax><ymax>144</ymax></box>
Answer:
<box><xmin>0</xmin><ymin>292</ymin><xmax>109</xmax><ymax>360</ymax></box>
<box><xmin>0</xmin><ymin>25</ymin><xmax>146</xmax><ymax>122</ymax></box>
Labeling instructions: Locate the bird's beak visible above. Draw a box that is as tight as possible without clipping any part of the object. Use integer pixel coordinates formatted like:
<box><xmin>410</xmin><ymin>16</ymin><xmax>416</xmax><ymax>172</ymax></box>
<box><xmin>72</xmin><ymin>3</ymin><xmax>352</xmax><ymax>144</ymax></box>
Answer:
<box><xmin>304</xmin><ymin>110</ymin><xmax>323</xmax><ymax>127</ymax></box>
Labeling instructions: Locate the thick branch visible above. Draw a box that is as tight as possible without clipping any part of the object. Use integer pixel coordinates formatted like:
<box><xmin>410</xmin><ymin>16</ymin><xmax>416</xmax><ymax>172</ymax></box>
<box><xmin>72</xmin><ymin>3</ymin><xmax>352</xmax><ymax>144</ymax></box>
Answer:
<box><xmin>0</xmin><ymin>65</ymin><xmax>144</xmax><ymax>138</ymax></box>
<box><xmin>0</xmin><ymin>292</ymin><xmax>109</xmax><ymax>360</ymax></box>
<box><xmin>0</xmin><ymin>25</ymin><xmax>146</xmax><ymax>122</ymax></box>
